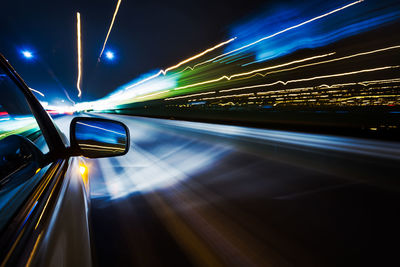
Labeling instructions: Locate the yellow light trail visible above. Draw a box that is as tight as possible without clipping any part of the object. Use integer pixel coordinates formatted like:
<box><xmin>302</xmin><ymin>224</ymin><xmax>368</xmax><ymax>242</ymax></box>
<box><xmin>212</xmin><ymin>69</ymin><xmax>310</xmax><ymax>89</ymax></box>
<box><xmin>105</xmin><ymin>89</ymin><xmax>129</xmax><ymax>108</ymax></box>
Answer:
<box><xmin>207</xmin><ymin>0</ymin><xmax>364</xmax><ymax>63</ymax></box>
<box><xmin>171</xmin><ymin>53</ymin><xmax>334</xmax><ymax>91</ymax></box>
<box><xmin>217</xmin><ymin>66</ymin><xmax>399</xmax><ymax>93</ymax></box>
<box><xmin>336</xmin><ymin>95</ymin><xmax>400</xmax><ymax>101</ymax></box>
<box><xmin>200</xmin><ymin>93</ymin><xmax>254</xmax><ymax>100</ymax></box>
<box><xmin>98</xmin><ymin>0</ymin><xmax>122</xmax><ymax>62</ymax></box>
<box><xmin>237</xmin><ymin>45</ymin><xmax>400</xmax><ymax>82</ymax></box>
<box><xmin>172</xmin><ymin>45</ymin><xmax>400</xmax><ymax>92</ymax></box>
<box><xmin>124</xmin><ymin>38</ymin><xmax>237</xmax><ymax>90</ymax></box>
<box><xmin>29</xmin><ymin>87</ymin><xmax>45</xmax><ymax>97</ymax></box>
<box><xmin>165</xmin><ymin>91</ymin><xmax>216</xmax><ymax>101</ymax></box>
<box><xmin>273</xmin><ymin>94</ymin><xmax>400</xmax><ymax>106</ymax></box>
<box><xmin>77</xmin><ymin>12</ymin><xmax>82</xmax><ymax>98</ymax></box>
<box><xmin>203</xmin><ymin>78</ymin><xmax>400</xmax><ymax>97</ymax></box>
<box><xmin>182</xmin><ymin>76</ymin><xmax>400</xmax><ymax>103</ymax></box>
<box><xmin>165</xmin><ymin>38</ymin><xmax>236</xmax><ymax>72</ymax></box>
<box><xmin>133</xmin><ymin>90</ymin><xmax>170</xmax><ymax>100</ymax></box>
<box><xmin>358</xmin><ymin>78</ymin><xmax>400</xmax><ymax>86</ymax></box>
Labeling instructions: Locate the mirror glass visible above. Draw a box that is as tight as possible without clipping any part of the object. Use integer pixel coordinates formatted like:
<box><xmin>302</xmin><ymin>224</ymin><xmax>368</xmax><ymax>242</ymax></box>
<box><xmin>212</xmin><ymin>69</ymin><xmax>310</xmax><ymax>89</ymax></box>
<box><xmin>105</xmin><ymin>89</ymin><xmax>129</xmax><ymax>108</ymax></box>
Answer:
<box><xmin>73</xmin><ymin>118</ymin><xmax>129</xmax><ymax>158</ymax></box>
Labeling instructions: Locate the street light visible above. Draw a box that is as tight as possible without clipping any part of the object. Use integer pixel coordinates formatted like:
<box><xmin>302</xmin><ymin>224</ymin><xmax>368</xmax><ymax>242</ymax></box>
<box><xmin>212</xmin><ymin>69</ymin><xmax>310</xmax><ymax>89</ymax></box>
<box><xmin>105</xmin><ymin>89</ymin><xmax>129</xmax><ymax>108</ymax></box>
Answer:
<box><xmin>105</xmin><ymin>50</ymin><xmax>115</xmax><ymax>60</ymax></box>
<box><xmin>21</xmin><ymin>50</ymin><xmax>34</xmax><ymax>59</ymax></box>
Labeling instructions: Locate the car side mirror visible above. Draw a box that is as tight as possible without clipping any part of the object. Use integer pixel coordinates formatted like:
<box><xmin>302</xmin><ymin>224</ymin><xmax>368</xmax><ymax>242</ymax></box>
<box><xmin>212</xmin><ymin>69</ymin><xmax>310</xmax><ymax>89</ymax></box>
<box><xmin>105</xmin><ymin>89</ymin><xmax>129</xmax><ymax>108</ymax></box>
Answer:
<box><xmin>70</xmin><ymin>117</ymin><xmax>130</xmax><ymax>158</ymax></box>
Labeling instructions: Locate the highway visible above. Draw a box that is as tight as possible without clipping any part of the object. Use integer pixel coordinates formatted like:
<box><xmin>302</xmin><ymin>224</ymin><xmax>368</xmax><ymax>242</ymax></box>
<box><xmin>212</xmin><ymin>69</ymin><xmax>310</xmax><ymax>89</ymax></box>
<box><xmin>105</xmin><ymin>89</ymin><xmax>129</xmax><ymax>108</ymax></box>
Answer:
<box><xmin>56</xmin><ymin>114</ymin><xmax>400</xmax><ymax>266</ymax></box>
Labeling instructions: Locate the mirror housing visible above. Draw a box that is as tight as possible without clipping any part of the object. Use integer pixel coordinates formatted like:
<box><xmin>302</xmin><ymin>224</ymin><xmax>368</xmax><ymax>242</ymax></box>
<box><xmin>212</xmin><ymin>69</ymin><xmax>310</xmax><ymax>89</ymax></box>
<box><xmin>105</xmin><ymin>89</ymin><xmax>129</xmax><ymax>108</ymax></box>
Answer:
<box><xmin>70</xmin><ymin>117</ymin><xmax>130</xmax><ymax>158</ymax></box>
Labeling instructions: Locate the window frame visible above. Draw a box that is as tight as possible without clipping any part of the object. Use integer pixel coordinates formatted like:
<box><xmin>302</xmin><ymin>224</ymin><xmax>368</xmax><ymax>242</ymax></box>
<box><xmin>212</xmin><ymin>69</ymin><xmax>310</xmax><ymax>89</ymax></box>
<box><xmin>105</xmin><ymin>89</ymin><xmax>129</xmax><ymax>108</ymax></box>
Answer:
<box><xmin>0</xmin><ymin>54</ymin><xmax>67</xmax><ymax>159</ymax></box>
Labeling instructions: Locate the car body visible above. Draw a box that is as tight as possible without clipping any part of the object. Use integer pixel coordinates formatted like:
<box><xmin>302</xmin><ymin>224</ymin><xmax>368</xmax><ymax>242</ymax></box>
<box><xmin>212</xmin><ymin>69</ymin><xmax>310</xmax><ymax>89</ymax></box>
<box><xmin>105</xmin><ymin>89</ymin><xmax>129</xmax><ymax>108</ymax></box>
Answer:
<box><xmin>0</xmin><ymin>53</ymin><xmax>129</xmax><ymax>267</ymax></box>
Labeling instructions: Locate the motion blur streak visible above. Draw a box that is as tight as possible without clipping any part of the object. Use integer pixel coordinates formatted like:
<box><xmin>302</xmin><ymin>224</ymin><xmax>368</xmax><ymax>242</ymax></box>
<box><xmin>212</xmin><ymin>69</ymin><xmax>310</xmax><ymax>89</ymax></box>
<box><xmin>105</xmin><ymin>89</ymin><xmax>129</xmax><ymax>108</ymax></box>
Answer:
<box><xmin>165</xmin><ymin>91</ymin><xmax>216</xmax><ymax>101</ymax></box>
<box><xmin>85</xmin><ymin>113</ymin><xmax>400</xmax><ymax>195</ymax></box>
<box><xmin>122</xmin><ymin>38</ymin><xmax>237</xmax><ymax>91</ymax></box>
<box><xmin>76</xmin><ymin>12</ymin><xmax>82</xmax><ymax>98</ymax></box>
<box><xmin>215</xmin><ymin>66</ymin><xmax>399</xmax><ymax>97</ymax></box>
<box><xmin>98</xmin><ymin>0</ymin><xmax>122</xmax><ymax>62</ymax></box>
<box><xmin>253</xmin><ymin>45</ymin><xmax>400</xmax><ymax>78</ymax></box>
<box><xmin>209</xmin><ymin>78</ymin><xmax>400</xmax><ymax>95</ymax></box>
<box><xmin>172</xmin><ymin>65</ymin><xmax>399</xmax><ymax>92</ymax></box>
<box><xmin>165</xmin><ymin>37</ymin><xmax>237</xmax><ymax>72</ymax></box>
<box><xmin>208</xmin><ymin>0</ymin><xmax>364</xmax><ymax>63</ymax></box>
<box><xmin>72</xmin><ymin>0</ymin><xmax>400</xmax><ymax>112</ymax></box>
<box><xmin>173</xmin><ymin>44</ymin><xmax>399</xmax><ymax>92</ymax></box>
<box><xmin>69</xmin><ymin>114</ymin><xmax>400</xmax><ymax>266</ymax></box>
<box><xmin>76</xmin><ymin>121</ymin><xmax>125</xmax><ymax>136</ymax></box>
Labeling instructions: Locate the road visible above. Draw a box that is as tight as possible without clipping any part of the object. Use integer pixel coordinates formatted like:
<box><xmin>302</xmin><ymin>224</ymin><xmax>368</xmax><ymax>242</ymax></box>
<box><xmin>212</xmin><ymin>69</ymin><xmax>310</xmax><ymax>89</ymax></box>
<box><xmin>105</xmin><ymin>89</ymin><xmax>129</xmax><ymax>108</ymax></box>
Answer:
<box><xmin>56</xmin><ymin>114</ymin><xmax>400</xmax><ymax>266</ymax></box>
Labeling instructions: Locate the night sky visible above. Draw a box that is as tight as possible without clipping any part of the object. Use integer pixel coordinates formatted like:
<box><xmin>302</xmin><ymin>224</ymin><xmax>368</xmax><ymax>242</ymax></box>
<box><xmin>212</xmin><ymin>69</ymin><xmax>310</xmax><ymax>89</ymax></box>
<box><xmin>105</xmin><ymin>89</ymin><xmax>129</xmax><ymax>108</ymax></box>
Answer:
<box><xmin>1</xmin><ymin>0</ymin><xmax>270</xmax><ymax>103</ymax></box>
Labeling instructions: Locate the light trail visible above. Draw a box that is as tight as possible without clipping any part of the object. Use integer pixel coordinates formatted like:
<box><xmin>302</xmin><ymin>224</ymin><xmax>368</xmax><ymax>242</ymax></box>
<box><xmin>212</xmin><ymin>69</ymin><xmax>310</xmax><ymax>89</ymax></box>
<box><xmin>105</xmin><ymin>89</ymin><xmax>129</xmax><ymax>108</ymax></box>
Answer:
<box><xmin>358</xmin><ymin>78</ymin><xmax>400</xmax><ymax>86</ymax></box>
<box><xmin>80</xmin><ymin>143</ymin><xmax>125</xmax><ymax>151</ymax></box>
<box><xmin>207</xmin><ymin>0</ymin><xmax>364</xmax><ymax>63</ymax></box>
<box><xmin>165</xmin><ymin>38</ymin><xmax>237</xmax><ymax>73</ymax></box>
<box><xmin>182</xmin><ymin>76</ymin><xmax>400</xmax><ymax>103</ymax></box>
<box><xmin>200</xmin><ymin>93</ymin><xmax>254</xmax><ymax>100</ymax></box>
<box><xmin>254</xmin><ymin>78</ymin><xmax>400</xmax><ymax>95</ymax></box>
<box><xmin>227</xmin><ymin>52</ymin><xmax>335</xmax><ymax>77</ymax></box>
<box><xmin>121</xmin><ymin>44</ymin><xmax>400</xmax><ymax>102</ymax></box>
<box><xmin>181</xmin><ymin>78</ymin><xmax>400</xmax><ymax>102</ymax></box>
<box><xmin>98</xmin><ymin>0</ymin><xmax>122</xmax><ymax>62</ymax></box>
<box><xmin>134</xmin><ymin>90</ymin><xmax>170</xmax><ymax>100</ymax></box>
<box><xmin>172</xmin><ymin>45</ymin><xmax>400</xmax><ymax>92</ymax></box>
<box><xmin>238</xmin><ymin>45</ymin><xmax>400</xmax><ymax>81</ymax></box>
<box><xmin>273</xmin><ymin>94</ymin><xmax>400</xmax><ymax>106</ymax></box>
<box><xmin>165</xmin><ymin>91</ymin><xmax>216</xmax><ymax>101</ymax></box>
<box><xmin>171</xmin><ymin>53</ymin><xmax>336</xmax><ymax>91</ymax></box>
<box><xmin>29</xmin><ymin>88</ymin><xmax>44</xmax><ymax>97</ymax></box>
<box><xmin>123</xmin><ymin>38</ymin><xmax>237</xmax><ymax>91</ymax></box>
<box><xmin>336</xmin><ymin>94</ymin><xmax>399</xmax><ymax>101</ymax></box>
<box><xmin>217</xmin><ymin>66</ymin><xmax>399</xmax><ymax>93</ymax></box>
<box><xmin>77</xmin><ymin>121</ymin><xmax>126</xmax><ymax>136</ymax></box>
<box><xmin>77</xmin><ymin>12</ymin><xmax>82</xmax><ymax>98</ymax></box>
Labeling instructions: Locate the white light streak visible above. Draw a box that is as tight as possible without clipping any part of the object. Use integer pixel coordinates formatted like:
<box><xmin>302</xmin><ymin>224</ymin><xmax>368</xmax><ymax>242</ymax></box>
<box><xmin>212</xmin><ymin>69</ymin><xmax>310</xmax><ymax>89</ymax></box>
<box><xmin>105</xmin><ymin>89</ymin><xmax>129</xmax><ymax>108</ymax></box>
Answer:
<box><xmin>77</xmin><ymin>12</ymin><xmax>83</xmax><ymax>98</ymax></box>
<box><xmin>98</xmin><ymin>0</ymin><xmax>122</xmax><ymax>62</ymax></box>
<box><xmin>123</xmin><ymin>38</ymin><xmax>236</xmax><ymax>91</ymax></box>
<box><xmin>29</xmin><ymin>87</ymin><xmax>45</xmax><ymax>97</ymax></box>
<box><xmin>208</xmin><ymin>0</ymin><xmax>364</xmax><ymax>63</ymax></box>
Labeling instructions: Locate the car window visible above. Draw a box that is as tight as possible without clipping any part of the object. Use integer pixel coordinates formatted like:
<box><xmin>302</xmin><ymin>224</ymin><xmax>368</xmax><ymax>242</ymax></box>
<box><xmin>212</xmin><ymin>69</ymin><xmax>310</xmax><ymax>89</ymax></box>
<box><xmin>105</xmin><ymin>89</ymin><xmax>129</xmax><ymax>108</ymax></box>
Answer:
<box><xmin>0</xmin><ymin>72</ymin><xmax>49</xmax><ymax>153</ymax></box>
<box><xmin>0</xmin><ymin>67</ymin><xmax>51</xmax><ymax>231</ymax></box>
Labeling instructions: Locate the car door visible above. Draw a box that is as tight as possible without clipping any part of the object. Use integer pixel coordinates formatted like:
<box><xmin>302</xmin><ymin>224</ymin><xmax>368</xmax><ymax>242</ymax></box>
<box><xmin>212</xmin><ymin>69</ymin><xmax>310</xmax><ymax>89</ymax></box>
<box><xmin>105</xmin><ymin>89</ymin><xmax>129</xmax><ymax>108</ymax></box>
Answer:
<box><xmin>0</xmin><ymin>54</ymin><xmax>92</xmax><ymax>267</ymax></box>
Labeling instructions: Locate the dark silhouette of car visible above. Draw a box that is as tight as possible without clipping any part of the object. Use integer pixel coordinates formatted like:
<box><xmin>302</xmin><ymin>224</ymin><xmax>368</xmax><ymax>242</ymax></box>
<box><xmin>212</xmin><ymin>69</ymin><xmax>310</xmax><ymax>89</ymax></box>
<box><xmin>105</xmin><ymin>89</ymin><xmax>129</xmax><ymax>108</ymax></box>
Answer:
<box><xmin>0</xmin><ymin>53</ymin><xmax>129</xmax><ymax>266</ymax></box>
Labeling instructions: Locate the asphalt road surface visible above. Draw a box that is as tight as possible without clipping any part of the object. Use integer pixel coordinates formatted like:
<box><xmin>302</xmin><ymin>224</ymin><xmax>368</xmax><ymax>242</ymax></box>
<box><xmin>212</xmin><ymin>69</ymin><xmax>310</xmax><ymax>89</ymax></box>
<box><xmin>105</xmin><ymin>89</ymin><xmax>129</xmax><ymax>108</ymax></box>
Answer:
<box><xmin>55</xmin><ymin>114</ymin><xmax>400</xmax><ymax>267</ymax></box>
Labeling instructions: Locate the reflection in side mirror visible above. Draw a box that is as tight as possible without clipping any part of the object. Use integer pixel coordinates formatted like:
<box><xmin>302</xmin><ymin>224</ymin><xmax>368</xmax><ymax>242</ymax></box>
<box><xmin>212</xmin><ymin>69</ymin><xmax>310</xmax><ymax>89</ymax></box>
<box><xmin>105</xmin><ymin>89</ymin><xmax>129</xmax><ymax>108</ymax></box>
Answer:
<box><xmin>70</xmin><ymin>117</ymin><xmax>130</xmax><ymax>158</ymax></box>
